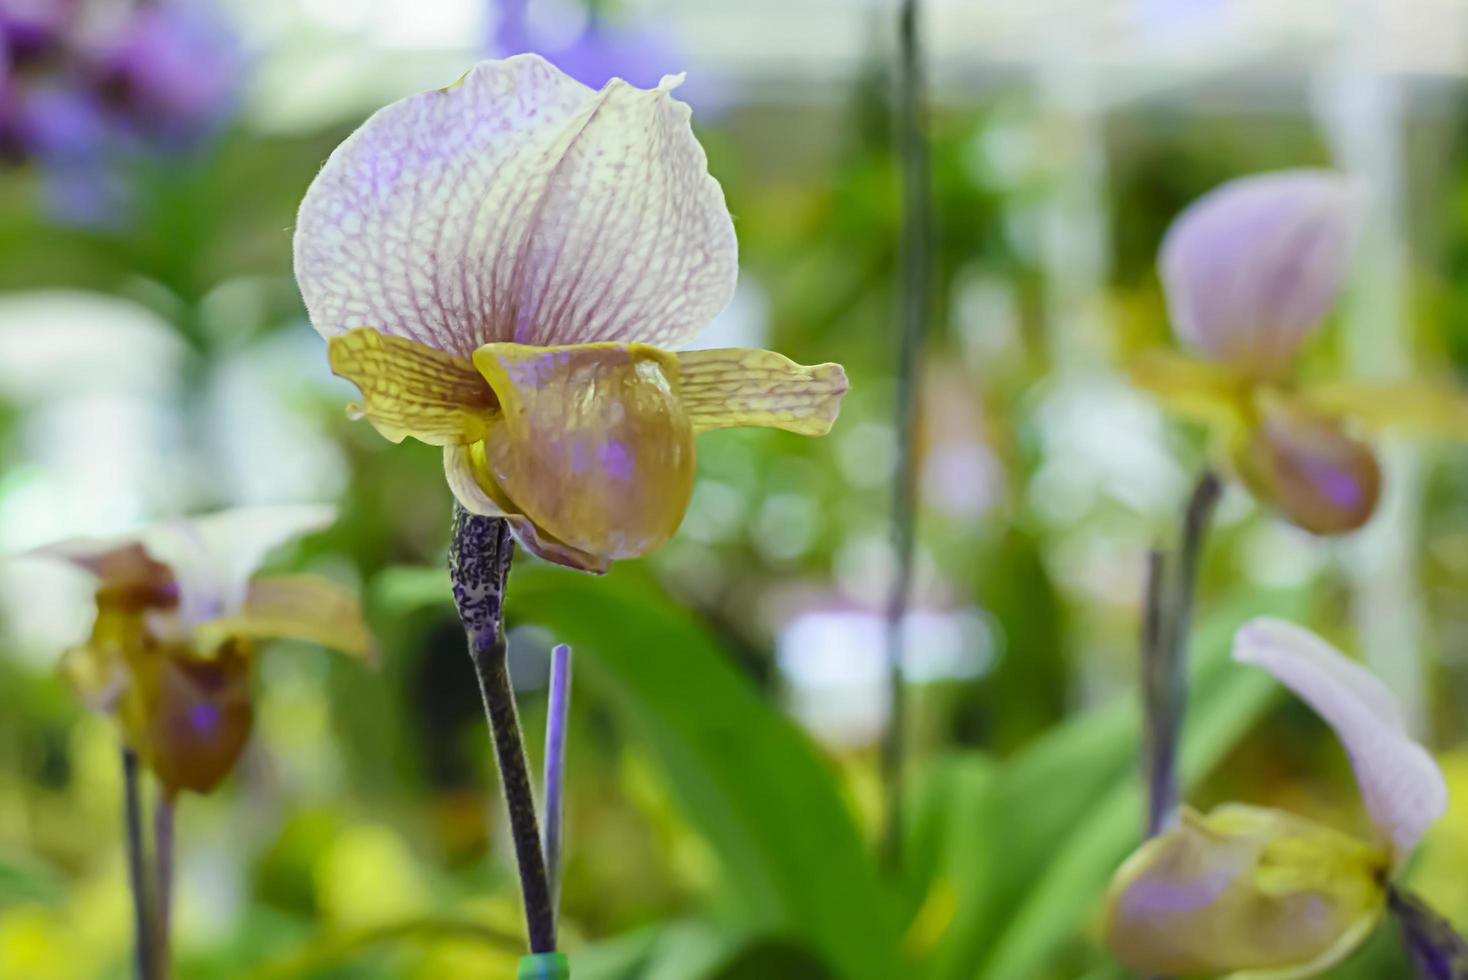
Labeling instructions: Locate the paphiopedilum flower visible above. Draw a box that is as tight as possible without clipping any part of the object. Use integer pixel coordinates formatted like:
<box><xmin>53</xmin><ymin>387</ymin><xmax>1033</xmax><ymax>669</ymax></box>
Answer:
<box><xmin>1104</xmin><ymin>618</ymin><xmax>1449</xmax><ymax>977</ymax></box>
<box><xmin>1134</xmin><ymin>169</ymin><xmax>1468</xmax><ymax>535</ymax></box>
<box><xmin>294</xmin><ymin>55</ymin><xmax>847</xmax><ymax>573</ymax></box>
<box><xmin>31</xmin><ymin>505</ymin><xmax>372</xmax><ymax>795</ymax></box>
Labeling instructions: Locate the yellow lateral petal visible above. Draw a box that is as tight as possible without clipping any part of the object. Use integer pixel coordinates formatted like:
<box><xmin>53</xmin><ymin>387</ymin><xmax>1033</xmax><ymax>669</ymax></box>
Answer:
<box><xmin>1301</xmin><ymin>379</ymin><xmax>1468</xmax><ymax>439</ymax></box>
<box><xmin>1129</xmin><ymin>349</ymin><xmax>1250</xmax><ymax>430</ymax></box>
<box><xmin>675</xmin><ymin>348</ymin><xmax>848</xmax><ymax>435</ymax></box>
<box><xmin>1103</xmin><ymin>804</ymin><xmax>1387</xmax><ymax>979</ymax></box>
<box><xmin>328</xmin><ymin>328</ymin><xmax>496</xmax><ymax>445</ymax></box>
<box><xmin>443</xmin><ymin>445</ymin><xmax>609</xmax><ymax>573</ymax></box>
<box><xmin>198</xmin><ymin>574</ymin><xmax>376</xmax><ymax>662</ymax></box>
<box><xmin>471</xmin><ymin>342</ymin><xmax>694</xmax><ymax>565</ymax></box>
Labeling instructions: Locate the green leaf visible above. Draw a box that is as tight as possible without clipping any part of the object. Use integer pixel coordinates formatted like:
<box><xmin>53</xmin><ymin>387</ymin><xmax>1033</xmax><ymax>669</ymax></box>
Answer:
<box><xmin>707</xmin><ymin>937</ymin><xmax>840</xmax><ymax>979</ymax></box>
<box><xmin>0</xmin><ymin>852</ymin><xmax>63</xmax><ymax>906</ymax></box>
<box><xmin>507</xmin><ymin>564</ymin><xmax>903</xmax><ymax>980</ymax></box>
<box><xmin>915</xmin><ymin>695</ymin><xmax>1136</xmax><ymax>979</ymax></box>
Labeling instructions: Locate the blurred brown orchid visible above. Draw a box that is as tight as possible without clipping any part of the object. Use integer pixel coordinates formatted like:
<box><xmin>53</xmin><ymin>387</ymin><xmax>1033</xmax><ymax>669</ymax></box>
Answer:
<box><xmin>1133</xmin><ymin>169</ymin><xmax>1468</xmax><ymax>535</ymax></box>
<box><xmin>31</xmin><ymin>505</ymin><xmax>373</xmax><ymax>795</ymax></box>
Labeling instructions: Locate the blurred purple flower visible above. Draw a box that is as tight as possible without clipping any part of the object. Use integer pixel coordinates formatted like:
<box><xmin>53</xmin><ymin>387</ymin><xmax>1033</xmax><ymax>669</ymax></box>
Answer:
<box><xmin>487</xmin><ymin>0</ymin><xmax>729</xmax><ymax>113</ymax></box>
<box><xmin>6</xmin><ymin>79</ymin><xmax>131</xmax><ymax>225</ymax></box>
<box><xmin>15</xmin><ymin>81</ymin><xmax>108</xmax><ymax>161</ymax></box>
<box><xmin>0</xmin><ymin>0</ymin><xmax>247</xmax><ymax>226</ymax></box>
<box><xmin>0</xmin><ymin>0</ymin><xmax>72</xmax><ymax>66</ymax></box>
<box><xmin>89</xmin><ymin>0</ymin><xmax>245</xmax><ymax>146</ymax></box>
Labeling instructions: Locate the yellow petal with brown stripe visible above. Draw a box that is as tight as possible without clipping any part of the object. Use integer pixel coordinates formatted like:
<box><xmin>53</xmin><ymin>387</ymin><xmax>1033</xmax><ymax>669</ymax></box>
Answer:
<box><xmin>676</xmin><ymin>348</ymin><xmax>848</xmax><ymax>435</ymax></box>
<box><xmin>328</xmin><ymin>327</ymin><xmax>496</xmax><ymax>445</ymax></box>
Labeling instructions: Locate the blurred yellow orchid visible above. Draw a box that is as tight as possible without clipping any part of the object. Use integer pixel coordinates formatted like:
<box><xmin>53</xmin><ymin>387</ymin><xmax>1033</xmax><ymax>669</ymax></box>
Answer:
<box><xmin>1134</xmin><ymin>169</ymin><xmax>1468</xmax><ymax>535</ymax></box>
<box><xmin>31</xmin><ymin>506</ymin><xmax>373</xmax><ymax>796</ymax></box>
<box><xmin>293</xmin><ymin>55</ymin><xmax>847</xmax><ymax>573</ymax></box>
<box><xmin>1104</xmin><ymin>618</ymin><xmax>1448</xmax><ymax>977</ymax></box>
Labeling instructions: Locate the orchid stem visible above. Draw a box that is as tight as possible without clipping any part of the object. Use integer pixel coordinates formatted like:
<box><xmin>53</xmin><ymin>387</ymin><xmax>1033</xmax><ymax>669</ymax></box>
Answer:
<box><xmin>543</xmin><ymin>644</ymin><xmax>572</xmax><ymax>915</ymax></box>
<box><xmin>122</xmin><ymin>748</ymin><xmax>158</xmax><ymax>980</ymax></box>
<box><xmin>1142</xmin><ymin>470</ymin><xmax>1221</xmax><ymax>837</ymax></box>
<box><xmin>448</xmin><ymin>505</ymin><xmax>556</xmax><ymax>955</ymax></box>
<box><xmin>154</xmin><ymin>794</ymin><xmax>176</xmax><ymax>979</ymax></box>
<box><xmin>1140</xmin><ymin>548</ymin><xmax>1170</xmax><ymax>837</ymax></box>
<box><xmin>1388</xmin><ymin>886</ymin><xmax>1468</xmax><ymax>978</ymax></box>
<box><xmin>882</xmin><ymin>0</ymin><xmax>932</xmax><ymax>872</ymax></box>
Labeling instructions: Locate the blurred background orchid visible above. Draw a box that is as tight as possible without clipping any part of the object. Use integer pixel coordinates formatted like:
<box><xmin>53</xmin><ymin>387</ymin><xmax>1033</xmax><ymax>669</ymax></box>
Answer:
<box><xmin>22</xmin><ymin>505</ymin><xmax>371</xmax><ymax>977</ymax></box>
<box><xmin>1133</xmin><ymin>169</ymin><xmax>1468</xmax><ymax>537</ymax></box>
<box><xmin>1108</xmin><ymin>618</ymin><xmax>1448</xmax><ymax>977</ymax></box>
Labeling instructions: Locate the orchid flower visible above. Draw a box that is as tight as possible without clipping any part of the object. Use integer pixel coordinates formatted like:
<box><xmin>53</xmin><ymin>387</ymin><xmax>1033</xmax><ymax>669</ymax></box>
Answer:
<box><xmin>294</xmin><ymin>54</ymin><xmax>847</xmax><ymax>573</ymax></box>
<box><xmin>1134</xmin><ymin>169</ymin><xmax>1468</xmax><ymax>535</ymax></box>
<box><xmin>32</xmin><ymin>505</ymin><xmax>372</xmax><ymax>795</ymax></box>
<box><xmin>1105</xmin><ymin>617</ymin><xmax>1449</xmax><ymax>977</ymax></box>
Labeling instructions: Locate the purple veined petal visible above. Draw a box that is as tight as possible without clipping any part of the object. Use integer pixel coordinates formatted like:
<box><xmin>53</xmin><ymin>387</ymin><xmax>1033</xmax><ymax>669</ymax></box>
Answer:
<box><xmin>1233</xmin><ymin>617</ymin><xmax>1447</xmax><ymax>864</ymax></box>
<box><xmin>294</xmin><ymin>54</ymin><xmax>738</xmax><ymax>360</ymax></box>
<box><xmin>1159</xmin><ymin>169</ymin><xmax>1364</xmax><ymax>378</ymax></box>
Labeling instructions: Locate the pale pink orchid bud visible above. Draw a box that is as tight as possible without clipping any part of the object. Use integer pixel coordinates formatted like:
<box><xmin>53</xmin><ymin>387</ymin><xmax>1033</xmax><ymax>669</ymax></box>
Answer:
<box><xmin>1160</xmin><ymin>169</ymin><xmax>1365</xmax><ymax>379</ymax></box>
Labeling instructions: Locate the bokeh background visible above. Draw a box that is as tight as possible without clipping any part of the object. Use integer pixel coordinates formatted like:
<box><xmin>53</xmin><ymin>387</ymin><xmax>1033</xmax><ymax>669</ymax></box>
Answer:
<box><xmin>3</xmin><ymin>0</ymin><xmax>1468</xmax><ymax>977</ymax></box>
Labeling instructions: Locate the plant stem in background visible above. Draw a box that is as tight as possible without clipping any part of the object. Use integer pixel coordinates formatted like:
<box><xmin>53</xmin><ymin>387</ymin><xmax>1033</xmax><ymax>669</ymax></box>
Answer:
<box><xmin>122</xmin><ymin>748</ymin><xmax>158</xmax><ymax>980</ymax></box>
<box><xmin>543</xmin><ymin>644</ymin><xmax>572</xmax><ymax>914</ymax></box>
<box><xmin>1139</xmin><ymin>548</ymin><xmax>1170</xmax><ymax>836</ymax></box>
<box><xmin>154</xmin><ymin>794</ymin><xmax>176</xmax><ymax>978</ymax></box>
<box><xmin>447</xmin><ymin>505</ymin><xmax>556</xmax><ymax>954</ymax></box>
<box><xmin>1389</xmin><ymin>887</ymin><xmax>1468</xmax><ymax>979</ymax></box>
<box><xmin>882</xmin><ymin>0</ymin><xmax>931</xmax><ymax>870</ymax></box>
<box><xmin>1141</xmin><ymin>471</ymin><xmax>1221</xmax><ymax>837</ymax></box>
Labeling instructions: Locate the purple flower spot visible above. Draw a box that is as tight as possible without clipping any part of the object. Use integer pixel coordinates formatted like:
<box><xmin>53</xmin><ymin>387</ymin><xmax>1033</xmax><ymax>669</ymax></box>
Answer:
<box><xmin>1302</xmin><ymin>459</ymin><xmax>1362</xmax><ymax>510</ymax></box>
<box><xmin>190</xmin><ymin>702</ymin><xmax>221</xmax><ymax>735</ymax></box>
<box><xmin>598</xmin><ymin>440</ymin><xmax>634</xmax><ymax>481</ymax></box>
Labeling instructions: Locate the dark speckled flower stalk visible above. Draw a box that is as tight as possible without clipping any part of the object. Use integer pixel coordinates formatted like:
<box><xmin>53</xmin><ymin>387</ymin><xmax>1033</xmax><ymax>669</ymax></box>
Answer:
<box><xmin>447</xmin><ymin>506</ymin><xmax>556</xmax><ymax>956</ymax></box>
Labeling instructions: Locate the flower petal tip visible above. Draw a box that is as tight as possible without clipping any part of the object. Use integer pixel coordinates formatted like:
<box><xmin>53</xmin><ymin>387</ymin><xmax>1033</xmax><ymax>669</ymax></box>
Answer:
<box><xmin>1232</xmin><ymin>617</ymin><xmax>1447</xmax><ymax>862</ymax></box>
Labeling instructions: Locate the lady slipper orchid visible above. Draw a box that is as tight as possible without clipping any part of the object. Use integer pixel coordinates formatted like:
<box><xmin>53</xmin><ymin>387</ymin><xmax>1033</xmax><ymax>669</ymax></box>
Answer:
<box><xmin>32</xmin><ymin>505</ymin><xmax>373</xmax><ymax>795</ymax></box>
<box><xmin>1134</xmin><ymin>169</ymin><xmax>1468</xmax><ymax>535</ymax></box>
<box><xmin>293</xmin><ymin>55</ymin><xmax>847</xmax><ymax>573</ymax></box>
<box><xmin>1104</xmin><ymin>618</ymin><xmax>1449</xmax><ymax>977</ymax></box>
